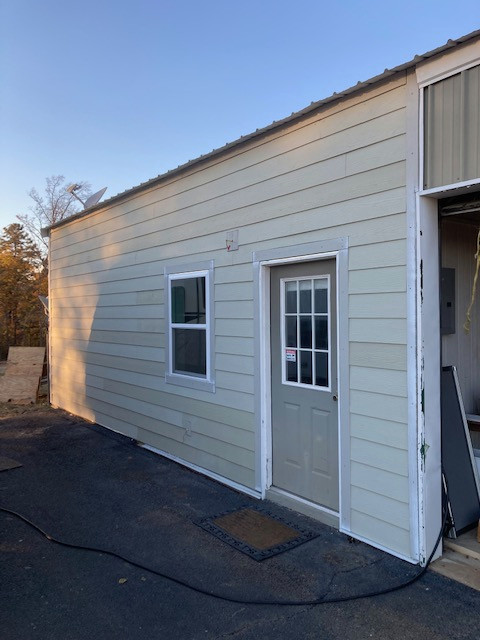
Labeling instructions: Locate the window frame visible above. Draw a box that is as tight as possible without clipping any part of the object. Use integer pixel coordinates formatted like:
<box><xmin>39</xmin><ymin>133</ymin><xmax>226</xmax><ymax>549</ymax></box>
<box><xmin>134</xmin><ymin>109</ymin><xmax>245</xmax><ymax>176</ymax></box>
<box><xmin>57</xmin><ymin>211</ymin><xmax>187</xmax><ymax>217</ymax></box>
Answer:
<box><xmin>165</xmin><ymin>261</ymin><xmax>215</xmax><ymax>393</ymax></box>
<box><xmin>280</xmin><ymin>274</ymin><xmax>331</xmax><ymax>392</ymax></box>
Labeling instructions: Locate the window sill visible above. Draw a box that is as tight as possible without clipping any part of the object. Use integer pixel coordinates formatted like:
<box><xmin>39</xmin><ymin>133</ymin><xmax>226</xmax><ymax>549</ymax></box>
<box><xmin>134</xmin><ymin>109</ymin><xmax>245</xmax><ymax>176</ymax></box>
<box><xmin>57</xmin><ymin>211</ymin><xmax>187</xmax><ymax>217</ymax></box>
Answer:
<box><xmin>165</xmin><ymin>373</ymin><xmax>215</xmax><ymax>393</ymax></box>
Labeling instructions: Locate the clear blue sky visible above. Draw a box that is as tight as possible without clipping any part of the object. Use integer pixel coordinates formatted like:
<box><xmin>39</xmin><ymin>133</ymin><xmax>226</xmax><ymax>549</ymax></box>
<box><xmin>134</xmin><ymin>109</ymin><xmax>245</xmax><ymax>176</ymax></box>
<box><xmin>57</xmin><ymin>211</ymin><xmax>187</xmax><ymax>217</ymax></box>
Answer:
<box><xmin>1</xmin><ymin>0</ymin><xmax>479</xmax><ymax>231</ymax></box>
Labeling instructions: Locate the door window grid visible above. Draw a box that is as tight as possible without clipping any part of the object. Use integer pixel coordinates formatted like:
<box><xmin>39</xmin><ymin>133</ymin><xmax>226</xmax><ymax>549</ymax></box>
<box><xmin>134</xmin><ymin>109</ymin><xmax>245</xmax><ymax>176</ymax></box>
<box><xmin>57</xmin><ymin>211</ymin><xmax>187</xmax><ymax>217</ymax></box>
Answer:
<box><xmin>281</xmin><ymin>276</ymin><xmax>330</xmax><ymax>389</ymax></box>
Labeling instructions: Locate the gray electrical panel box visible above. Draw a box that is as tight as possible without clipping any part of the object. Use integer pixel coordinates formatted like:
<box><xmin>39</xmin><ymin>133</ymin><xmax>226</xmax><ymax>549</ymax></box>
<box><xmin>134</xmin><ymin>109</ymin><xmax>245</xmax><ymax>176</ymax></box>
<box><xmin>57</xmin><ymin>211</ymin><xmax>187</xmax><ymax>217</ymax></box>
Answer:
<box><xmin>441</xmin><ymin>268</ymin><xmax>455</xmax><ymax>335</ymax></box>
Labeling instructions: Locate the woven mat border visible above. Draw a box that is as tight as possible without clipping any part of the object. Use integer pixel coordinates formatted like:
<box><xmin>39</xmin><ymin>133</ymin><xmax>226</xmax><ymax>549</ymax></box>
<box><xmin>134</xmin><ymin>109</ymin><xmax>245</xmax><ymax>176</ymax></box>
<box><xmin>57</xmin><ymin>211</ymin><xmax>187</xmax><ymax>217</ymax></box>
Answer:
<box><xmin>195</xmin><ymin>504</ymin><xmax>320</xmax><ymax>561</ymax></box>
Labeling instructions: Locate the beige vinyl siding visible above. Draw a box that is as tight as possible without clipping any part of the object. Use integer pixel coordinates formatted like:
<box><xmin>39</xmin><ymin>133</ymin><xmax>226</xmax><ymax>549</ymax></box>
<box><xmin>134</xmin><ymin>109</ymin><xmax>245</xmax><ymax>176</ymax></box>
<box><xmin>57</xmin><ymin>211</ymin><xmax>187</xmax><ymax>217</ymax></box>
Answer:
<box><xmin>51</xmin><ymin>80</ymin><xmax>407</xmax><ymax>248</ymax></box>
<box><xmin>350</xmin><ymin>510</ymin><xmax>410</xmax><ymax>555</ymax></box>
<box><xmin>350</xmin><ymin>366</ymin><xmax>407</xmax><ymax>397</ymax></box>
<box><xmin>424</xmin><ymin>63</ymin><xmax>480</xmax><ymax>189</ymax></box>
<box><xmin>49</xmin><ymin>73</ymin><xmax>411</xmax><ymax>557</ymax></box>
<box><xmin>350</xmin><ymin>414</ymin><xmax>408</xmax><ymax>450</ymax></box>
<box><xmin>350</xmin><ymin>342</ymin><xmax>407</xmax><ymax>370</ymax></box>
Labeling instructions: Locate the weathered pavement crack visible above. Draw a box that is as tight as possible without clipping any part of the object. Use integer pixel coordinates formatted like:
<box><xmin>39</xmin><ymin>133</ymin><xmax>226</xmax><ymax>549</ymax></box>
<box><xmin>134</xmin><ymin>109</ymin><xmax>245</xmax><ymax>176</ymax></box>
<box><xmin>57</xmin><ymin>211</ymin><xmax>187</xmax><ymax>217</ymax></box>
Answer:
<box><xmin>212</xmin><ymin>605</ymin><xmax>315</xmax><ymax>639</ymax></box>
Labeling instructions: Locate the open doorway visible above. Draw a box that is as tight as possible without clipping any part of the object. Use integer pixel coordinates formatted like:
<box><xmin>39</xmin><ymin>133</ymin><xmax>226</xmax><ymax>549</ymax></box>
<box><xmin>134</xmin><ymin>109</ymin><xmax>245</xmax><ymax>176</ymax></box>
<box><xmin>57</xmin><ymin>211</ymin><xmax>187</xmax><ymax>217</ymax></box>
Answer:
<box><xmin>440</xmin><ymin>193</ymin><xmax>480</xmax><ymax>451</ymax></box>
<box><xmin>439</xmin><ymin>192</ymin><xmax>480</xmax><ymax>554</ymax></box>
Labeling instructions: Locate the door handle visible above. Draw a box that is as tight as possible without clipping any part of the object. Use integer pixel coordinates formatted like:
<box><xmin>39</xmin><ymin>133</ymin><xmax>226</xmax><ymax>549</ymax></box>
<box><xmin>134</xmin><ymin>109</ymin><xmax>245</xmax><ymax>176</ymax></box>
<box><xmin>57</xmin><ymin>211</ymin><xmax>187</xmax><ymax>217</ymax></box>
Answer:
<box><xmin>332</xmin><ymin>394</ymin><xmax>338</xmax><ymax>402</ymax></box>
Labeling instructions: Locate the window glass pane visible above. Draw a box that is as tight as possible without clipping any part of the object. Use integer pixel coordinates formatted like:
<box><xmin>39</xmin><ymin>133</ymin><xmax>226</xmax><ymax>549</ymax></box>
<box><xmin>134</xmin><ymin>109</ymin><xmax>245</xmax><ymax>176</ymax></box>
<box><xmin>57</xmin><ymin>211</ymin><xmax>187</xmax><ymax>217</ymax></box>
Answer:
<box><xmin>314</xmin><ymin>280</ymin><xmax>328</xmax><ymax>313</ymax></box>
<box><xmin>285</xmin><ymin>316</ymin><xmax>297</xmax><ymax>347</ymax></box>
<box><xmin>173</xmin><ymin>328</ymin><xmax>206</xmax><ymax>376</ymax></box>
<box><xmin>300</xmin><ymin>316</ymin><xmax>312</xmax><ymax>348</ymax></box>
<box><xmin>285</xmin><ymin>281</ymin><xmax>297</xmax><ymax>313</ymax></box>
<box><xmin>286</xmin><ymin>358</ymin><xmax>298</xmax><ymax>382</ymax></box>
<box><xmin>315</xmin><ymin>316</ymin><xmax>328</xmax><ymax>350</ymax></box>
<box><xmin>171</xmin><ymin>277</ymin><xmax>206</xmax><ymax>324</ymax></box>
<box><xmin>300</xmin><ymin>351</ymin><xmax>312</xmax><ymax>384</ymax></box>
<box><xmin>315</xmin><ymin>352</ymin><xmax>328</xmax><ymax>387</ymax></box>
<box><xmin>299</xmin><ymin>280</ymin><xmax>312</xmax><ymax>313</ymax></box>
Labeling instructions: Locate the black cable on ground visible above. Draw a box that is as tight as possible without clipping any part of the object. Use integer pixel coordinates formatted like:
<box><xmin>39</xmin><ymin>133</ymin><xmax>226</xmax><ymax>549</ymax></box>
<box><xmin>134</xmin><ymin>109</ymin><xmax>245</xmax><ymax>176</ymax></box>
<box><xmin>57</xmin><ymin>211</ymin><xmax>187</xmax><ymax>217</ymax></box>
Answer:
<box><xmin>0</xmin><ymin>504</ymin><xmax>447</xmax><ymax>606</ymax></box>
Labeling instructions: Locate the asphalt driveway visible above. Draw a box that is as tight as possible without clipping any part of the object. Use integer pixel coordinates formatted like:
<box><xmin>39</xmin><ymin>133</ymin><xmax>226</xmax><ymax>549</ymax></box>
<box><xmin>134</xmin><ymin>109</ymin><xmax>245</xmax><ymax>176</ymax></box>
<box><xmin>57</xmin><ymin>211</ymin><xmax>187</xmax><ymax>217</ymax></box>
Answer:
<box><xmin>1</xmin><ymin>408</ymin><xmax>478</xmax><ymax>639</ymax></box>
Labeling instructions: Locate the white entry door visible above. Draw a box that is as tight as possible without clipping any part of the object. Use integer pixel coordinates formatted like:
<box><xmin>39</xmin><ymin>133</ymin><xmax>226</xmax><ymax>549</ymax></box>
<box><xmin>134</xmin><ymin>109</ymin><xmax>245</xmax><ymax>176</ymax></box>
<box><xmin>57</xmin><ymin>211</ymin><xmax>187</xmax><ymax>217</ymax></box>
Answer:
<box><xmin>270</xmin><ymin>259</ymin><xmax>339</xmax><ymax>511</ymax></box>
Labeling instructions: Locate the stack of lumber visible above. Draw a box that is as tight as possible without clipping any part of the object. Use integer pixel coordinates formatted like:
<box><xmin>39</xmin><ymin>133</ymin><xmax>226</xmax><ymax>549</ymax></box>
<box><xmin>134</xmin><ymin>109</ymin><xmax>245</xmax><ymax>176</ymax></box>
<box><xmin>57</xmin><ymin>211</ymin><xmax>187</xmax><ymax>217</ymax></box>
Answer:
<box><xmin>0</xmin><ymin>347</ymin><xmax>46</xmax><ymax>404</ymax></box>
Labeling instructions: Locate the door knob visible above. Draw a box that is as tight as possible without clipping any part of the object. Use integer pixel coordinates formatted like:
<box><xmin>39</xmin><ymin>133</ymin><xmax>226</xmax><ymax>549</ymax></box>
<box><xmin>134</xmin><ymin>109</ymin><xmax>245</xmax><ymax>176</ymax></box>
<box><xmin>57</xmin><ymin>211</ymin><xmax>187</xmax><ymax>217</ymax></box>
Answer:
<box><xmin>332</xmin><ymin>394</ymin><xmax>338</xmax><ymax>401</ymax></box>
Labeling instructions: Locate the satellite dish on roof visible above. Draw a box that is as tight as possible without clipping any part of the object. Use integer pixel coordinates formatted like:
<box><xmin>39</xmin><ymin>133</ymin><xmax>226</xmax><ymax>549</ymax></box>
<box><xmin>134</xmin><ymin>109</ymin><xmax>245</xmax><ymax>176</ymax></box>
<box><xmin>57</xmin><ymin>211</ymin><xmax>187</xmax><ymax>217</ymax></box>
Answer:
<box><xmin>66</xmin><ymin>183</ymin><xmax>107</xmax><ymax>209</ymax></box>
<box><xmin>38</xmin><ymin>295</ymin><xmax>49</xmax><ymax>315</ymax></box>
<box><xmin>84</xmin><ymin>187</ymin><xmax>108</xmax><ymax>209</ymax></box>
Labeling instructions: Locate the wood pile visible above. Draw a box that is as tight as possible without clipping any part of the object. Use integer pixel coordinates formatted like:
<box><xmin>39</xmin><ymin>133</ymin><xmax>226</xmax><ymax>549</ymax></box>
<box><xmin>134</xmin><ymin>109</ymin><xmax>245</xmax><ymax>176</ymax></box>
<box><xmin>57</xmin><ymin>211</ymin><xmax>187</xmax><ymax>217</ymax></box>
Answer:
<box><xmin>0</xmin><ymin>347</ymin><xmax>46</xmax><ymax>404</ymax></box>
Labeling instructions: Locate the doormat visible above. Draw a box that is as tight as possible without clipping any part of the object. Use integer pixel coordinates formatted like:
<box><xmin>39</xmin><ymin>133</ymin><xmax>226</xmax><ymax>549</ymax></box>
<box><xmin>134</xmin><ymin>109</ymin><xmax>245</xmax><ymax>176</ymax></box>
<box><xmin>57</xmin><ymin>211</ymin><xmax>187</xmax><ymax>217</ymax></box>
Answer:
<box><xmin>0</xmin><ymin>457</ymin><xmax>22</xmax><ymax>472</ymax></box>
<box><xmin>195</xmin><ymin>505</ymin><xmax>319</xmax><ymax>561</ymax></box>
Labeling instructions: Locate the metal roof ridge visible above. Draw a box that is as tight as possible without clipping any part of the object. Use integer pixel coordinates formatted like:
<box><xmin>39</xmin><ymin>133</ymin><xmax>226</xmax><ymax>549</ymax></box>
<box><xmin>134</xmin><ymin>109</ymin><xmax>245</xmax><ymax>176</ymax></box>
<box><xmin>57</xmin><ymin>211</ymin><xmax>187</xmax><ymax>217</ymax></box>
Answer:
<box><xmin>43</xmin><ymin>28</ymin><xmax>480</xmax><ymax>235</ymax></box>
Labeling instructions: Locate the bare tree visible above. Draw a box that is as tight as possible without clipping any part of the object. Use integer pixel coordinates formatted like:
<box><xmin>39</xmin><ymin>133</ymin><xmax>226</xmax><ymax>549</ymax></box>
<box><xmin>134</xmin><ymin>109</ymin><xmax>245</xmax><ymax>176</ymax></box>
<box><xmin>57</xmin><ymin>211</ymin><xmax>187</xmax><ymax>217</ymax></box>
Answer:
<box><xmin>17</xmin><ymin>175</ymin><xmax>91</xmax><ymax>255</ymax></box>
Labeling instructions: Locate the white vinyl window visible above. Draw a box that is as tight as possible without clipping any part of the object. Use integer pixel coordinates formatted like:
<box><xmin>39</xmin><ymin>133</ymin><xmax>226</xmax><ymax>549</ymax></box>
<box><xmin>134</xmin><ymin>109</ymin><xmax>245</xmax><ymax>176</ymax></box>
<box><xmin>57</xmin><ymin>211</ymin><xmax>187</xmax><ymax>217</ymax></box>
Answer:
<box><xmin>281</xmin><ymin>276</ymin><xmax>330</xmax><ymax>390</ymax></box>
<box><xmin>165</xmin><ymin>263</ymin><xmax>215</xmax><ymax>392</ymax></box>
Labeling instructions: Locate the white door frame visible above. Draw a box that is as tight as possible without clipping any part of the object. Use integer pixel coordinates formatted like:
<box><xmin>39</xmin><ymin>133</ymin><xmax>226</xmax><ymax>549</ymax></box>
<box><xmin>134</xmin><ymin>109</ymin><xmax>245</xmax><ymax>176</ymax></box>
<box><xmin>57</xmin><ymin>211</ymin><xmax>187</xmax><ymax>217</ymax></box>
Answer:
<box><xmin>252</xmin><ymin>238</ymin><xmax>350</xmax><ymax>531</ymax></box>
<box><xmin>417</xmin><ymin>179</ymin><xmax>480</xmax><ymax>564</ymax></box>
<box><xmin>414</xmin><ymin>44</ymin><xmax>480</xmax><ymax>561</ymax></box>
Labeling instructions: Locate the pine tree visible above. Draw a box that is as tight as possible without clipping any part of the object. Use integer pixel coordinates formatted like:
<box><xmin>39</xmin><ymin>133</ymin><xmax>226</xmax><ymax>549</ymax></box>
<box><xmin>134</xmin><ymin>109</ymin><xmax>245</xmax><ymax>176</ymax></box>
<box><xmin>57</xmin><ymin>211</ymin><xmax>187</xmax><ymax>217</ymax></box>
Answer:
<box><xmin>0</xmin><ymin>224</ymin><xmax>47</xmax><ymax>357</ymax></box>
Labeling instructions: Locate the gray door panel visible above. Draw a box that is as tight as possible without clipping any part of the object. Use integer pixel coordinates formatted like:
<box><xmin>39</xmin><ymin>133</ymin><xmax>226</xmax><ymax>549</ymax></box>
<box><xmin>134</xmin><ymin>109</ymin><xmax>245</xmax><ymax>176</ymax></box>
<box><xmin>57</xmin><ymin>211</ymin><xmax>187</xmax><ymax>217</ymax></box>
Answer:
<box><xmin>270</xmin><ymin>259</ymin><xmax>339</xmax><ymax>510</ymax></box>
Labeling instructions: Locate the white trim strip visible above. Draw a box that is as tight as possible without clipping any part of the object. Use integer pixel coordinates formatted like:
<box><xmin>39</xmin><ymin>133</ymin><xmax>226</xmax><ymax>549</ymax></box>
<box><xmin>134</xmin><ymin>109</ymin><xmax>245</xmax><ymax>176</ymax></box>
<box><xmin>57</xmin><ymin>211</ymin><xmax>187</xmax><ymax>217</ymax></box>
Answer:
<box><xmin>337</xmin><ymin>248</ymin><xmax>350</xmax><ymax>532</ymax></box>
<box><xmin>406</xmin><ymin>69</ymin><xmax>420</xmax><ymax>562</ymax></box>
<box><xmin>418</xmin><ymin>178</ymin><xmax>480</xmax><ymax>197</ymax></box>
<box><xmin>165</xmin><ymin>260</ymin><xmax>214</xmax><ymax>275</ymax></box>
<box><xmin>339</xmin><ymin>526</ymin><xmax>417</xmax><ymax>565</ymax></box>
<box><xmin>141</xmin><ymin>444</ymin><xmax>262</xmax><ymax>499</ymax></box>
<box><xmin>417</xmin><ymin>193</ymin><xmax>443</xmax><ymax>565</ymax></box>
<box><xmin>253</xmin><ymin>238</ymin><xmax>348</xmax><ymax>263</ymax></box>
<box><xmin>253</xmin><ymin>260</ymin><xmax>265</xmax><ymax>494</ymax></box>
<box><xmin>261</xmin><ymin>252</ymin><xmax>338</xmax><ymax>267</ymax></box>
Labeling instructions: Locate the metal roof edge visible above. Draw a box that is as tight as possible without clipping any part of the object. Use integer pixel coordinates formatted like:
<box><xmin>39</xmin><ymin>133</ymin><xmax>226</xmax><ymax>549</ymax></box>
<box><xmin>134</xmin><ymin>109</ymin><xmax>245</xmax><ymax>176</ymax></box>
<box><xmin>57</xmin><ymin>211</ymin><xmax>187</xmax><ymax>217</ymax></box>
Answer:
<box><xmin>44</xmin><ymin>28</ymin><xmax>480</xmax><ymax>236</ymax></box>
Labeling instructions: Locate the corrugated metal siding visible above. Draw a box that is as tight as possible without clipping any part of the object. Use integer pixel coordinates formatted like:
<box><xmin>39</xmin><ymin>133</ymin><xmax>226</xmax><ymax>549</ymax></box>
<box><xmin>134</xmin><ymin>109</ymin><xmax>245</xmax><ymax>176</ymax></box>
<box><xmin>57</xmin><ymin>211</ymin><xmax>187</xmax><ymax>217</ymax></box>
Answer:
<box><xmin>424</xmin><ymin>64</ymin><xmax>480</xmax><ymax>188</ymax></box>
<box><xmin>49</xmin><ymin>74</ymin><xmax>411</xmax><ymax>557</ymax></box>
